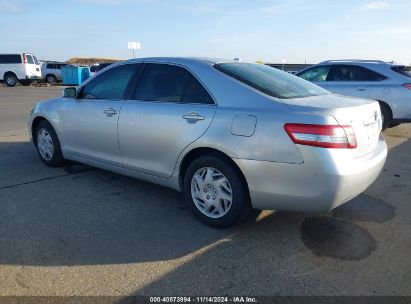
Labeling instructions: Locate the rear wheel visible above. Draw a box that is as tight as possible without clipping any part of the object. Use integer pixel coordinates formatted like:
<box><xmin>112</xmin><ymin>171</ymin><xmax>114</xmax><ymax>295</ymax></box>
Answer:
<box><xmin>46</xmin><ymin>74</ymin><xmax>57</xmax><ymax>84</ymax></box>
<box><xmin>379</xmin><ymin>102</ymin><xmax>392</xmax><ymax>130</ymax></box>
<box><xmin>184</xmin><ymin>155</ymin><xmax>250</xmax><ymax>228</ymax></box>
<box><xmin>4</xmin><ymin>73</ymin><xmax>18</xmax><ymax>87</ymax></box>
<box><xmin>35</xmin><ymin>120</ymin><xmax>66</xmax><ymax>167</ymax></box>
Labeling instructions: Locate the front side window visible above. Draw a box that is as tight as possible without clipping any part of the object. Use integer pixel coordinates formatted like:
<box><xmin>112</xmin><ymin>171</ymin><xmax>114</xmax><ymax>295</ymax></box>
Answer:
<box><xmin>216</xmin><ymin>63</ymin><xmax>328</xmax><ymax>99</ymax></box>
<box><xmin>298</xmin><ymin>66</ymin><xmax>331</xmax><ymax>82</ymax></box>
<box><xmin>327</xmin><ymin>65</ymin><xmax>387</xmax><ymax>81</ymax></box>
<box><xmin>133</xmin><ymin>63</ymin><xmax>213</xmax><ymax>104</ymax></box>
<box><xmin>80</xmin><ymin>64</ymin><xmax>138</xmax><ymax>100</ymax></box>
<box><xmin>47</xmin><ymin>63</ymin><xmax>56</xmax><ymax>69</ymax></box>
<box><xmin>32</xmin><ymin>56</ymin><xmax>39</xmax><ymax>65</ymax></box>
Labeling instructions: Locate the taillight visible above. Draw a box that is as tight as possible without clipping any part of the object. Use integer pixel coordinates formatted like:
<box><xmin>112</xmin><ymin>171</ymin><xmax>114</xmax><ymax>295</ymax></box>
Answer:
<box><xmin>23</xmin><ymin>55</ymin><xmax>27</xmax><ymax>64</ymax></box>
<box><xmin>403</xmin><ymin>83</ymin><xmax>411</xmax><ymax>90</ymax></box>
<box><xmin>284</xmin><ymin>123</ymin><xmax>357</xmax><ymax>149</ymax></box>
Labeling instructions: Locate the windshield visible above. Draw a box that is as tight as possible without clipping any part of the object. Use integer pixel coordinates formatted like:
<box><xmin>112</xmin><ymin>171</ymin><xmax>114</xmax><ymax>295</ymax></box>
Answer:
<box><xmin>215</xmin><ymin>63</ymin><xmax>329</xmax><ymax>99</ymax></box>
<box><xmin>392</xmin><ymin>66</ymin><xmax>411</xmax><ymax>79</ymax></box>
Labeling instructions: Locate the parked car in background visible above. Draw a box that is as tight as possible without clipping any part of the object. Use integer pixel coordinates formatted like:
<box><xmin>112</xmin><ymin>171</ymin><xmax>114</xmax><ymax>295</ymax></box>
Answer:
<box><xmin>297</xmin><ymin>60</ymin><xmax>411</xmax><ymax>129</ymax></box>
<box><xmin>41</xmin><ymin>62</ymin><xmax>72</xmax><ymax>83</ymax></box>
<box><xmin>90</xmin><ymin>62</ymin><xmax>114</xmax><ymax>76</ymax></box>
<box><xmin>0</xmin><ymin>53</ymin><xmax>42</xmax><ymax>87</ymax></box>
<box><xmin>29</xmin><ymin>58</ymin><xmax>387</xmax><ymax>227</ymax></box>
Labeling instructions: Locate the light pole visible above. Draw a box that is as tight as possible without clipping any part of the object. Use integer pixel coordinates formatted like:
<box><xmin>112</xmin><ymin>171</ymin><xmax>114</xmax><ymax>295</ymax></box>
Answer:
<box><xmin>128</xmin><ymin>41</ymin><xmax>141</xmax><ymax>58</ymax></box>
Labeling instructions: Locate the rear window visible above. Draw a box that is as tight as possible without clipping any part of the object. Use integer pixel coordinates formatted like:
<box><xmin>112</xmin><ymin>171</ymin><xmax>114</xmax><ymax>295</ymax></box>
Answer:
<box><xmin>392</xmin><ymin>66</ymin><xmax>411</xmax><ymax>79</ymax></box>
<box><xmin>0</xmin><ymin>54</ymin><xmax>22</xmax><ymax>64</ymax></box>
<box><xmin>215</xmin><ymin>63</ymin><xmax>328</xmax><ymax>99</ymax></box>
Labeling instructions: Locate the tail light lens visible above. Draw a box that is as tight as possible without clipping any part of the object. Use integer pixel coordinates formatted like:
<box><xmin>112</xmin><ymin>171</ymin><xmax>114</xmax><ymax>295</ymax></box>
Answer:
<box><xmin>23</xmin><ymin>54</ymin><xmax>27</xmax><ymax>64</ymax></box>
<box><xmin>403</xmin><ymin>83</ymin><xmax>411</xmax><ymax>90</ymax></box>
<box><xmin>284</xmin><ymin>123</ymin><xmax>357</xmax><ymax>149</ymax></box>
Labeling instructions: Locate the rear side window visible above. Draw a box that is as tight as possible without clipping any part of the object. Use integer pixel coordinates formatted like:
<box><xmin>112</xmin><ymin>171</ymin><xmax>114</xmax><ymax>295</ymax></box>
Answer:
<box><xmin>33</xmin><ymin>56</ymin><xmax>39</xmax><ymax>65</ymax></box>
<box><xmin>215</xmin><ymin>63</ymin><xmax>328</xmax><ymax>99</ymax></box>
<box><xmin>297</xmin><ymin>66</ymin><xmax>331</xmax><ymax>82</ymax></box>
<box><xmin>133</xmin><ymin>63</ymin><xmax>213</xmax><ymax>104</ymax></box>
<box><xmin>0</xmin><ymin>54</ymin><xmax>22</xmax><ymax>64</ymax></box>
<box><xmin>26</xmin><ymin>55</ymin><xmax>34</xmax><ymax>64</ymax></box>
<box><xmin>391</xmin><ymin>66</ymin><xmax>411</xmax><ymax>79</ymax></box>
<box><xmin>327</xmin><ymin>65</ymin><xmax>387</xmax><ymax>81</ymax></box>
<box><xmin>80</xmin><ymin>64</ymin><xmax>138</xmax><ymax>100</ymax></box>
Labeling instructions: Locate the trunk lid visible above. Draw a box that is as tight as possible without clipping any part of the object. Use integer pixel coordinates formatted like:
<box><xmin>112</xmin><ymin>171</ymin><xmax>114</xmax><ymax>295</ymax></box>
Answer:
<box><xmin>281</xmin><ymin>94</ymin><xmax>382</xmax><ymax>157</ymax></box>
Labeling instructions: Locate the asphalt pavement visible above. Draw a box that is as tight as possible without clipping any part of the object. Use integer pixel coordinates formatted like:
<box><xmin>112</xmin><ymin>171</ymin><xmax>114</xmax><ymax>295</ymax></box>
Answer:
<box><xmin>0</xmin><ymin>86</ymin><xmax>410</xmax><ymax>296</ymax></box>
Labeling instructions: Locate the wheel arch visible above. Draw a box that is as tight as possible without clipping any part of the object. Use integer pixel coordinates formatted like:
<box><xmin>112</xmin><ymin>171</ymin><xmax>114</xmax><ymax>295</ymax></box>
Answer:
<box><xmin>377</xmin><ymin>100</ymin><xmax>393</xmax><ymax>120</ymax></box>
<box><xmin>31</xmin><ymin>116</ymin><xmax>52</xmax><ymax>145</ymax></box>
<box><xmin>3</xmin><ymin>71</ymin><xmax>18</xmax><ymax>80</ymax></box>
<box><xmin>178</xmin><ymin>147</ymin><xmax>251</xmax><ymax>203</ymax></box>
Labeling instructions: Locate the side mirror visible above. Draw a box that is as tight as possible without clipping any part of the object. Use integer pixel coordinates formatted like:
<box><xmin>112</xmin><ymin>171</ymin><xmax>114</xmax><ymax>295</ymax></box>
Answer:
<box><xmin>63</xmin><ymin>87</ymin><xmax>77</xmax><ymax>98</ymax></box>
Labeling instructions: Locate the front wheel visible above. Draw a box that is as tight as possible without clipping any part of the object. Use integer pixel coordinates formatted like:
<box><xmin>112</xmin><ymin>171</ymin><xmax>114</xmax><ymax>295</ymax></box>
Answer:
<box><xmin>35</xmin><ymin>120</ymin><xmax>66</xmax><ymax>167</ymax></box>
<box><xmin>184</xmin><ymin>155</ymin><xmax>250</xmax><ymax>228</ymax></box>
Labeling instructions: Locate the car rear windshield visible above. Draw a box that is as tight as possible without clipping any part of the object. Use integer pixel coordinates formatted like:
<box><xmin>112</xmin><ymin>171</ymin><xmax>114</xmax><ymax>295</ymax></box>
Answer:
<box><xmin>391</xmin><ymin>66</ymin><xmax>411</xmax><ymax>79</ymax></box>
<box><xmin>214</xmin><ymin>63</ymin><xmax>328</xmax><ymax>99</ymax></box>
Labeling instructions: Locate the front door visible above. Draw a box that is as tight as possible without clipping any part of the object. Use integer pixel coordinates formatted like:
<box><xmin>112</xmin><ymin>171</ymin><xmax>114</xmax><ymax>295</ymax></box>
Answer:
<box><xmin>118</xmin><ymin>63</ymin><xmax>216</xmax><ymax>177</ymax></box>
<box><xmin>60</xmin><ymin>63</ymin><xmax>138</xmax><ymax>165</ymax></box>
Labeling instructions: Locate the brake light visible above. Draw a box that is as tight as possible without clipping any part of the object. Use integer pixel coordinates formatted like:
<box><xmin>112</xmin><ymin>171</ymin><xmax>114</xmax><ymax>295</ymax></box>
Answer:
<box><xmin>284</xmin><ymin>123</ymin><xmax>357</xmax><ymax>149</ymax></box>
<box><xmin>403</xmin><ymin>83</ymin><xmax>411</xmax><ymax>90</ymax></box>
<box><xmin>23</xmin><ymin>55</ymin><xmax>27</xmax><ymax>64</ymax></box>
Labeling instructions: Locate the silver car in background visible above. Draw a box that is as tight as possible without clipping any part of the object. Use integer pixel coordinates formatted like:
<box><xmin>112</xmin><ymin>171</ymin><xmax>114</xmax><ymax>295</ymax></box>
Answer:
<box><xmin>297</xmin><ymin>60</ymin><xmax>411</xmax><ymax>129</ymax></box>
<box><xmin>29</xmin><ymin>58</ymin><xmax>387</xmax><ymax>227</ymax></box>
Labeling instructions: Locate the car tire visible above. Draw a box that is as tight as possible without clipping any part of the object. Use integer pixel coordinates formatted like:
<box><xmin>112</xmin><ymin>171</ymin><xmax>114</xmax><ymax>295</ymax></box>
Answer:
<box><xmin>4</xmin><ymin>73</ymin><xmax>18</xmax><ymax>87</ymax></box>
<box><xmin>379</xmin><ymin>102</ymin><xmax>391</xmax><ymax>130</ymax></box>
<box><xmin>184</xmin><ymin>155</ymin><xmax>250</xmax><ymax>228</ymax></box>
<box><xmin>35</xmin><ymin>120</ymin><xmax>66</xmax><ymax>167</ymax></box>
<box><xmin>46</xmin><ymin>74</ymin><xmax>57</xmax><ymax>84</ymax></box>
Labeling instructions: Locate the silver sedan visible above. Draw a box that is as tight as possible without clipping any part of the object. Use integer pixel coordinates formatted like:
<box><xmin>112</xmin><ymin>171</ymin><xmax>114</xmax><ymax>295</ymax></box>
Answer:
<box><xmin>29</xmin><ymin>58</ymin><xmax>387</xmax><ymax>227</ymax></box>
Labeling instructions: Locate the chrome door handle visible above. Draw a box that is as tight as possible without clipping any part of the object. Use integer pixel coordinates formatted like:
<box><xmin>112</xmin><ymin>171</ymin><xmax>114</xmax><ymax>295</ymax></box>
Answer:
<box><xmin>103</xmin><ymin>108</ymin><xmax>118</xmax><ymax>117</ymax></box>
<box><xmin>182</xmin><ymin>112</ymin><xmax>205</xmax><ymax>121</ymax></box>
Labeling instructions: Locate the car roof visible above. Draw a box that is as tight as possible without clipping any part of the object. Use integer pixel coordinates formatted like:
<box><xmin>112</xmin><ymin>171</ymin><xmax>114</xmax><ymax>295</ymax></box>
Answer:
<box><xmin>125</xmin><ymin>57</ymin><xmax>235</xmax><ymax>66</ymax></box>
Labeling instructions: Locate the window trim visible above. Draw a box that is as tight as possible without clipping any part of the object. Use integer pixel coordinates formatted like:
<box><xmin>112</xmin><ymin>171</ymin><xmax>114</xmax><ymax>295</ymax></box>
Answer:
<box><xmin>127</xmin><ymin>62</ymin><xmax>217</xmax><ymax>106</ymax></box>
<box><xmin>77</xmin><ymin>63</ymin><xmax>142</xmax><ymax>101</ymax></box>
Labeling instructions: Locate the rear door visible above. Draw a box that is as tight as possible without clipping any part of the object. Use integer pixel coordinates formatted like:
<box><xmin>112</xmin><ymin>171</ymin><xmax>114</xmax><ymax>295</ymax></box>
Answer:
<box><xmin>60</xmin><ymin>63</ymin><xmax>138</xmax><ymax>165</ymax></box>
<box><xmin>118</xmin><ymin>63</ymin><xmax>216</xmax><ymax>177</ymax></box>
<box><xmin>23</xmin><ymin>54</ymin><xmax>41</xmax><ymax>78</ymax></box>
<box><xmin>325</xmin><ymin>65</ymin><xmax>382</xmax><ymax>98</ymax></box>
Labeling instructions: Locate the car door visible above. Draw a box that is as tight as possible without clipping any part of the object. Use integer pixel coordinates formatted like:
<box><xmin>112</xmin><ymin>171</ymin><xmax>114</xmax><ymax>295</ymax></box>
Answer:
<box><xmin>118</xmin><ymin>63</ymin><xmax>216</xmax><ymax>177</ymax></box>
<box><xmin>325</xmin><ymin>65</ymin><xmax>375</xmax><ymax>98</ymax></box>
<box><xmin>60</xmin><ymin>63</ymin><xmax>139</xmax><ymax>165</ymax></box>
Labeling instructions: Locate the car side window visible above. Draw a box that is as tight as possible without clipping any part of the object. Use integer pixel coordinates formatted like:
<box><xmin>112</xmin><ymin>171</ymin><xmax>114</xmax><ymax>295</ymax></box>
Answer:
<box><xmin>79</xmin><ymin>64</ymin><xmax>138</xmax><ymax>100</ymax></box>
<box><xmin>298</xmin><ymin>66</ymin><xmax>331</xmax><ymax>82</ymax></box>
<box><xmin>26</xmin><ymin>55</ymin><xmax>34</xmax><ymax>64</ymax></box>
<box><xmin>133</xmin><ymin>63</ymin><xmax>213</xmax><ymax>104</ymax></box>
<box><xmin>327</xmin><ymin>65</ymin><xmax>387</xmax><ymax>81</ymax></box>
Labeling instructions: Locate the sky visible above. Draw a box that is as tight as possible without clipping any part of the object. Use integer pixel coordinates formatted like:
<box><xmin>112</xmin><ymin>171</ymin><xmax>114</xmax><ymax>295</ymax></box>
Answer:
<box><xmin>0</xmin><ymin>0</ymin><xmax>410</xmax><ymax>64</ymax></box>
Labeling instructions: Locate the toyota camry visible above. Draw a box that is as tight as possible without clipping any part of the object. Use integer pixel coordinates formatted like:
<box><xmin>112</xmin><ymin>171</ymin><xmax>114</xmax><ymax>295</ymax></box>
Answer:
<box><xmin>29</xmin><ymin>58</ymin><xmax>387</xmax><ymax>227</ymax></box>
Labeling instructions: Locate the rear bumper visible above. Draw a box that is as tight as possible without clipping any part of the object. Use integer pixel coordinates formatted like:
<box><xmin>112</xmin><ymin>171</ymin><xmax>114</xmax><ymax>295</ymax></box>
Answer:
<box><xmin>234</xmin><ymin>136</ymin><xmax>387</xmax><ymax>212</ymax></box>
